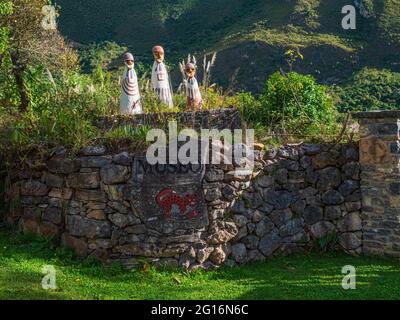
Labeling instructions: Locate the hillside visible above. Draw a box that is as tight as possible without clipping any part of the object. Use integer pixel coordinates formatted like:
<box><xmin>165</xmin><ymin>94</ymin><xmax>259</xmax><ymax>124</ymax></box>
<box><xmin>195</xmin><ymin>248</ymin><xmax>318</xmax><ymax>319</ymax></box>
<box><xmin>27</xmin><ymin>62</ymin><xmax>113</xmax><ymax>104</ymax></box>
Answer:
<box><xmin>57</xmin><ymin>0</ymin><xmax>400</xmax><ymax>93</ymax></box>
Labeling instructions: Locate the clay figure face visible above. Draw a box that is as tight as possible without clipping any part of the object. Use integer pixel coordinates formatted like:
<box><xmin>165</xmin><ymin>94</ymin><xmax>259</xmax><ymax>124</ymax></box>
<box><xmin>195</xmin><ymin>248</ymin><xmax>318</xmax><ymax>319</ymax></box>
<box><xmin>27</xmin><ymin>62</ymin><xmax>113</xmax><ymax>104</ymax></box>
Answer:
<box><xmin>153</xmin><ymin>51</ymin><xmax>164</xmax><ymax>63</ymax></box>
<box><xmin>185</xmin><ymin>65</ymin><xmax>196</xmax><ymax>78</ymax></box>
<box><xmin>153</xmin><ymin>46</ymin><xmax>165</xmax><ymax>63</ymax></box>
<box><xmin>125</xmin><ymin>59</ymin><xmax>134</xmax><ymax>69</ymax></box>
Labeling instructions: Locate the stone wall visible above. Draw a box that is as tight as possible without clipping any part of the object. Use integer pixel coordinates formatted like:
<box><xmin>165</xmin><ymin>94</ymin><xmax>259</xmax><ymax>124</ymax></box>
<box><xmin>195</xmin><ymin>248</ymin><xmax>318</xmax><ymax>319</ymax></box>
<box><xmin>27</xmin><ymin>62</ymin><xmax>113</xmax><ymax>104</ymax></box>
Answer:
<box><xmin>4</xmin><ymin>141</ymin><xmax>362</xmax><ymax>270</ymax></box>
<box><xmin>5</xmin><ymin>109</ymin><xmax>400</xmax><ymax>268</ymax></box>
<box><xmin>354</xmin><ymin>110</ymin><xmax>400</xmax><ymax>257</ymax></box>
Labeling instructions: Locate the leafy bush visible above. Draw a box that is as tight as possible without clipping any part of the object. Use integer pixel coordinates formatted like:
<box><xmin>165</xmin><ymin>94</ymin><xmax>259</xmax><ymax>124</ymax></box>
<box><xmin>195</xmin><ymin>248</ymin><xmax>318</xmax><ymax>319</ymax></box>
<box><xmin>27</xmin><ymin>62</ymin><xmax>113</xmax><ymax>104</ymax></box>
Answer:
<box><xmin>335</xmin><ymin>68</ymin><xmax>400</xmax><ymax>112</ymax></box>
<box><xmin>239</xmin><ymin>71</ymin><xmax>339</xmax><ymax>138</ymax></box>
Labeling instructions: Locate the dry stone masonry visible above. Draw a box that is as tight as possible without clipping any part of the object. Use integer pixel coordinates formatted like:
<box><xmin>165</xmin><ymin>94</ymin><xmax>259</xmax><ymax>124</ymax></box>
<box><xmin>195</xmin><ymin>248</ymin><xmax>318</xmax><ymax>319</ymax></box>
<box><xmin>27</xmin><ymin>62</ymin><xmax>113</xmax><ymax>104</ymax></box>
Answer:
<box><xmin>354</xmin><ymin>111</ymin><xmax>400</xmax><ymax>257</ymax></box>
<box><xmin>3</xmin><ymin>109</ymin><xmax>400</xmax><ymax>270</ymax></box>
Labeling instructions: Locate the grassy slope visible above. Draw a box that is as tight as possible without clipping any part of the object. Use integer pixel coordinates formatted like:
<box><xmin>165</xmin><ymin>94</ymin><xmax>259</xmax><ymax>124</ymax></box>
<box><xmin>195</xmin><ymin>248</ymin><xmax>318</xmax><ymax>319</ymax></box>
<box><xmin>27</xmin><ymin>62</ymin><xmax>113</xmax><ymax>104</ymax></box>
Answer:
<box><xmin>1</xmin><ymin>230</ymin><xmax>400</xmax><ymax>300</ymax></box>
<box><xmin>56</xmin><ymin>0</ymin><xmax>400</xmax><ymax>93</ymax></box>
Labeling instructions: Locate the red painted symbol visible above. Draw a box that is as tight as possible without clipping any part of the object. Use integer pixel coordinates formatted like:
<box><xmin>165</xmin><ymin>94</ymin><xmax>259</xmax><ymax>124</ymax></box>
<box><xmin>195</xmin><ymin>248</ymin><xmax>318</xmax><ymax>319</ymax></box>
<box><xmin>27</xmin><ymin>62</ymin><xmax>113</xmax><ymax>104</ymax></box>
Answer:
<box><xmin>156</xmin><ymin>188</ymin><xmax>199</xmax><ymax>219</ymax></box>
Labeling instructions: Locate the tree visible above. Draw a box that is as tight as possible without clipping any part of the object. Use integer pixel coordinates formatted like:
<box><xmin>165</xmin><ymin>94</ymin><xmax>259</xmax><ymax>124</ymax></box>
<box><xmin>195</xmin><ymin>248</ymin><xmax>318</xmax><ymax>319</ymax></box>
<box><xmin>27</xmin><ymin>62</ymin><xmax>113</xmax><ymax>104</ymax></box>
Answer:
<box><xmin>0</xmin><ymin>0</ymin><xmax>78</xmax><ymax>112</ymax></box>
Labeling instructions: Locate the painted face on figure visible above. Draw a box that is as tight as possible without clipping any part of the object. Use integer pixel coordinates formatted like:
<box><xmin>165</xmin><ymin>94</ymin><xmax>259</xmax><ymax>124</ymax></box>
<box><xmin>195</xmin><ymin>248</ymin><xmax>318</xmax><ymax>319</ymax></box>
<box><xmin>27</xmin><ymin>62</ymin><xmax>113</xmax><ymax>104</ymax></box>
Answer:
<box><xmin>185</xmin><ymin>66</ymin><xmax>196</xmax><ymax>78</ymax></box>
<box><xmin>153</xmin><ymin>51</ymin><xmax>164</xmax><ymax>63</ymax></box>
<box><xmin>153</xmin><ymin>46</ymin><xmax>165</xmax><ymax>63</ymax></box>
<box><xmin>125</xmin><ymin>59</ymin><xmax>134</xmax><ymax>69</ymax></box>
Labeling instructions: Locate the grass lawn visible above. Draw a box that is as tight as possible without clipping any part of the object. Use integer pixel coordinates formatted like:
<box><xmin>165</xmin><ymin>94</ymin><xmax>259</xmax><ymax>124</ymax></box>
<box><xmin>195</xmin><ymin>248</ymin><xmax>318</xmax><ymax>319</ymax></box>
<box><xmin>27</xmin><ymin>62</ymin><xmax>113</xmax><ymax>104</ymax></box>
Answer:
<box><xmin>1</xmin><ymin>229</ymin><xmax>400</xmax><ymax>300</ymax></box>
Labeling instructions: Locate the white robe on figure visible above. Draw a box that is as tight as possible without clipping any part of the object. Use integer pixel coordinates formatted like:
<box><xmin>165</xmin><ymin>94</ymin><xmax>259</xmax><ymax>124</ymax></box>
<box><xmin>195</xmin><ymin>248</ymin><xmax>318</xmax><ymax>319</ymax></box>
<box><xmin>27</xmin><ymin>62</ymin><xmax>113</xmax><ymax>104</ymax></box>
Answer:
<box><xmin>151</xmin><ymin>61</ymin><xmax>173</xmax><ymax>108</ymax></box>
<box><xmin>186</xmin><ymin>77</ymin><xmax>202</xmax><ymax>106</ymax></box>
<box><xmin>120</xmin><ymin>67</ymin><xmax>142</xmax><ymax>115</ymax></box>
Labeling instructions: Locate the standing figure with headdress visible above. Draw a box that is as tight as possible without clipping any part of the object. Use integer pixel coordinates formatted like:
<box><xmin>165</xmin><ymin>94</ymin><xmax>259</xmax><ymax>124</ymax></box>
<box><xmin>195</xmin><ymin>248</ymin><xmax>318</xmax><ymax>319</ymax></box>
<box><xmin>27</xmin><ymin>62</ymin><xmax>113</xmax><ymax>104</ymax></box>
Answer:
<box><xmin>151</xmin><ymin>45</ymin><xmax>173</xmax><ymax>108</ymax></box>
<box><xmin>185</xmin><ymin>63</ymin><xmax>202</xmax><ymax>111</ymax></box>
<box><xmin>120</xmin><ymin>52</ymin><xmax>142</xmax><ymax>115</ymax></box>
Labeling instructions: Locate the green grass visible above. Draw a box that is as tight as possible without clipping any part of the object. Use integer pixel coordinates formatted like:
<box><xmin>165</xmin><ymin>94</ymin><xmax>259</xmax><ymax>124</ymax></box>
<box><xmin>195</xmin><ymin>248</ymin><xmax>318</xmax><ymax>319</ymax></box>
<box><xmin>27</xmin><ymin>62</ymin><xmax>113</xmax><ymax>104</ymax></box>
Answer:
<box><xmin>1</xmin><ymin>229</ymin><xmax>400</xmax><ymax>300</ymax></box>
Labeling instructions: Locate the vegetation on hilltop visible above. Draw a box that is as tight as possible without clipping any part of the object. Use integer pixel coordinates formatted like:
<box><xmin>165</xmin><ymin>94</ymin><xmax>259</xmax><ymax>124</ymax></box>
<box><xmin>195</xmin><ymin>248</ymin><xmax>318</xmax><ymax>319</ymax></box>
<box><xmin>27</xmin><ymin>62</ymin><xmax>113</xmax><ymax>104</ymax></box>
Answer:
<box><xmin>57</xmin><ymin>0</ymin><xmax>400</xmax><ymax>92</ymax></box>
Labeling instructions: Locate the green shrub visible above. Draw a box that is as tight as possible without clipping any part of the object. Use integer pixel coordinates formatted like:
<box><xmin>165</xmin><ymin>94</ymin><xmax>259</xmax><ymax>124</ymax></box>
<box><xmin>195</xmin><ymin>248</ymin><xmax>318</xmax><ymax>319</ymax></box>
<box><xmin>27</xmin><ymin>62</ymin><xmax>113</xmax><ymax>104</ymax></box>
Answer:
<box><xmin>239</xmin><ymin>72</ymin><xmax>339</xmax><ymax>138</ymax></box>
<box><xmin>335</xmin><ymin>68</ymin><xmax>400</xmax><ymax>112</ymax></box>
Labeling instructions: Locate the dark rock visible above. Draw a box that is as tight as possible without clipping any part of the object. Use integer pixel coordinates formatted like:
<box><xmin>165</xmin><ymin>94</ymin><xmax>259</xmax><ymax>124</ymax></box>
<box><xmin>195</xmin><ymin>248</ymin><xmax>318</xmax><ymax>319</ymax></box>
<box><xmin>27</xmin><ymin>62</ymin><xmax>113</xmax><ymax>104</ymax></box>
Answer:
<box><xmin>270</xmin><ymin>209</ymin><xmax>293</xmax><ymax>227</ymax></box>
<box><xmin>48</xmin><ymin>158</ymin><xmax>80</xmax><ymax>174</ymax></box>
<box><xmin>231</xmin><ymin>243</ymin><xmax>247</xmax><ymax>264</ymax></box>
<box><xmin>259</xmin><ymin>229</ymin><xmax>281</xmax><ymax>257</ymax></box>
<box><xmin>291</xmin><ymin>200</ymin><xmax>306</xmax><ymax>215</ymax></box>
<box><xmin>20</xmin><ymin>181</ymin><xmax>49</xmax><ymax>197</ymax></box>
<box><xmin>310</xmin><ymin>221</ymin><xmax>335</xmax><ymax>239</ymax></box>
<box><xmin>44</xmin><ymin>173</ymin><xmax>64</xmax><ymax>188</ymax></box>
<box><xmin>67</xmin><ymin>215</ymin><xmax>111</xmax><ymax>239</ymax></box>
<box><xmin>113</xmin><ymin>152</ymin><xmax>132</xmax><ymax>166</ymax></box>
<box><xmin>275</xmin><ymin>191</ymin><xmax>293</xmax><ymax>209</ymax></box>
<box><xmin>100</xmin><ymin>165</ymin><xmax>129</xmax><ymax>185</ymax></box>
<box><xmin>279</xmin><ymin>218</ymin><xmax>304</xmax><ymax>237</ymax></box>
<box><xmin>316</xmin><ymin>167</ymin><xmax>341</xmax><ymax>191</ymax></box>
<box><xmin>75</xmin><ymin>190</ymin><xmax>107</xmax><ymax>202</ymax></box>
<box><xmin>299</xmin><ymin>187</ymin><xmax>318</xmax><ymax>199</ymax></box>
<box><xmin>280</xmin><ymin>159</ymin><xmax>299</xmax><ymax>171</ymax></box>
<box><xmin>42</xmin><ymin>207</ymin><xmax>62</xmax><ymax>225</ymax></box>
<box><xmin>299</xmin><ymin>155</ymin><xmax>312</xmax><ymax>169</ymax></box>
<box><xmin>306</xmin><ymin>169</ymin><xmax>318</xmax><ymax>184</ymax></box>
<box><xmin>79</xmin><ymin>156</ymin><xmax>112</xmax><ymax>168</ymax></box>
<box><xmin>338</xmin><ymin>180</ymin><xmax>359</xmax><ymax>197</ymax></box>
<box><xmin>109</xmin><ymin>213</ymin><xmax>130</xmax><ymax>228</ymax></box>
<box><xmin>303</xmin><ymin>206</ymin><xmax>323</xmax><ymax>224</ymax></box>
<box><xmin>345</xmin><ymin>190</ymin><xmax>362</xmax><ymax>202</ymax></box>
<box><xmin>345</xmin><ymin>201</ymin><xmax>361</xmax><ymax>212</ymax></box>
<box><xmin>231</xmin><ymin>200</ymin><xmax>246</xmax><ymax>215</ymax></box>
<box><xmin>339</xmin><ymin>233</ymin><xmax>361</xmax><ymax>250</ymax></box>
<box><xmin>108</xmin><ymin>201</ymin><xmax>128</xmax><ymax>214</ymax></box>
<box><xmin>248</xmin><ymin>249</ymin><xmax>265</xmax><ymax>262</ymax></box>
<box><xmin>205</xmin><ymin>169</ymin><xmax>224</xmax><ymax>182</ymax></box>
<box><xmin>39</xmin><ymin>222</ymin><xmax>60</xmax><ymax>237</ymax></box>
<box><xmin>278</xmin><ymin>147</ymin><xmax>299</xmax><ymax>160</ymax></box>
<box><xmin>389</xmin><ymin>183</ymin><xmax>400</xmax><ymax>196</ymax></box>
<box><xmin>301</xmin><ymin>144</ymin><xmax>321</xmax><ymax>156</ymax></box>
<box><xmin>257</xmin><ymin>175</ymin><xmax>275</xmax><ymax>188</ymax></box>
<box><xmin>242</xmin><ymin>191</ymin><xmax>263</xmax><ymax>208</ymax></box>
<box><xmin>312</xmin><ymin>152</ymin><xmax>337</xmax><ymax>169</ymax></box>
<box><xmin>67</xmin><ymin>172</ymin><xmax>100</xmax><ymax>189</ymax></box>
<box><xmin>62</xmin><ymin>234</ymin><xmax>88</xmax><ymax>257</ymax></box>
<box><xmin>221</xmin><ymin>185</ymin><xmax>236</xmax><ymax>201</ymax></box>
<box><xmin>205</xmin><ymin>187</ymin><xmax>222</xmax><ymax>202</ymax></box>
<box><xmin>338</xmin><ymin>212</ymin><xmax>362</xmax><ymax>232</ymax></box>
<box><xmin>251</xmin><ymin>210</ymin><xmax>263</xmax><ymax>223</ymax></box>
<box><xmin>125</xmin><ymin>224</ymin><xmax>147</xmax><ymax>234</ymax></box>
<box><xmin>258</xmin><ymin>203</ymin><xmax>274</xmax><ymax>214</ymax></box>
<box><xmin>275</xmin><ymin>168</ymin><xmax>288</xmax><ymax>185</ymax></box>
<box><xmin>265</xmin><ymin>147</ymin><xmax>277</xmax><ymax>160</ymax></box>
<box><xmin>344</xmin><ymin>146</ymin><xmax>359</xmax><ymax>161</ymax></box>
<box><xmin>342</xmin><ymin>162</ymin><xmax>360</xmax><ymax>180</ymax></box>
<box><xmin>81</xmin><ymin>145</ymin><xmax>107</xmax><ymax>156</ymax></box>
<box><xmin>233</xmin><ymin>215</ymin><xmax>248</xmax><ymax>228</ymax></box>
<box><xmin>322</xmin><ymin>190</ymin><xmax>345</xmax><ymax>205</ymax></box>
<box><xmin>255</xmin><ymin>218</ymin><xmax>275</xmax><ymax>237</ymax></box>
<box><xmin>242</xmin><ymin>235</ymin><xmax>259</xmax><ymax>250</ymax></box>
<box><xmin>324</xmin><ymin>206</ymin><xmax>342</xmax><ymax>220</ymax></box>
